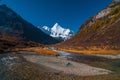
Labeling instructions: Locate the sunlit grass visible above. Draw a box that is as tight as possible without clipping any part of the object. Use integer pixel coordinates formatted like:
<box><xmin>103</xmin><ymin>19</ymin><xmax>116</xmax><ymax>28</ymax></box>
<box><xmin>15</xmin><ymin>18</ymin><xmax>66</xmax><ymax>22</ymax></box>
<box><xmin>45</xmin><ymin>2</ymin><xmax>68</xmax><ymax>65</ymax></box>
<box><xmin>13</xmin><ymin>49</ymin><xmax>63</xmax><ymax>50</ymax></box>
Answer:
<box><xmin>14</xmin><ymin>47</ymin><xmax>58</xmax><ymax>56</ymax></box>
<box><xmin>56</xmin><ymin>46</ymin><xmax>120</xmax><ymax>55</ymax></box>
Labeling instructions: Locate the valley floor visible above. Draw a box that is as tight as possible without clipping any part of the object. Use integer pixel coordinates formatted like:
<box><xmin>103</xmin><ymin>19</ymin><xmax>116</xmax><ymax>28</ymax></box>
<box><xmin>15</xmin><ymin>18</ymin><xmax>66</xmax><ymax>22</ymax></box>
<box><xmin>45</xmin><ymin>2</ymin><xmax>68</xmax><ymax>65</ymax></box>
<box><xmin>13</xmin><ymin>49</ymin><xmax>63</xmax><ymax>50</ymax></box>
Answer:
<box><xmin>0</xmin><ymin>48</ymin><xmax>120</xmax><ymax>80</ymax></box>
<box><xmin>23</xmin><ymin>51</ymin><xmax>111</xmax><ymax>76</ymax></box>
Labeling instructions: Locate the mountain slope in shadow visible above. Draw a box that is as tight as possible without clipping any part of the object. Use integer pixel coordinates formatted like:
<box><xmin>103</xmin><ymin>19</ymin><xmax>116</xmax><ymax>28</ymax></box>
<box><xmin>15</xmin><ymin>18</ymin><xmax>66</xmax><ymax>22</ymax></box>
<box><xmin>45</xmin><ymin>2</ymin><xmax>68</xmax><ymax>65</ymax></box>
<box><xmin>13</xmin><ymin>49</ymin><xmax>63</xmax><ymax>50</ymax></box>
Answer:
<box><xmin>0</xmin><ymin>4</ymin><xmax>59</xmax><ymax>45</ymax></box>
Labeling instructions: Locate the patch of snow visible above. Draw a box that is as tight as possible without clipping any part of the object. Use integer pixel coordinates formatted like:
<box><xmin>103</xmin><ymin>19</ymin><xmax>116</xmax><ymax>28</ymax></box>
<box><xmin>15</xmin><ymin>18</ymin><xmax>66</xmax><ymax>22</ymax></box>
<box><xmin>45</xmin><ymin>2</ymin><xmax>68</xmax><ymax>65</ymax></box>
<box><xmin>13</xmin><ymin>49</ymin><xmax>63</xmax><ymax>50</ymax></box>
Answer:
<box><xmin>42</xmin><ymin>26</ymin><xmax>50</xmax><ymax>31</ymax></box>
<box><xmin>40</xmin><ymin>26</ymin><xmax>51</xmax><ymax>34</ymax></box>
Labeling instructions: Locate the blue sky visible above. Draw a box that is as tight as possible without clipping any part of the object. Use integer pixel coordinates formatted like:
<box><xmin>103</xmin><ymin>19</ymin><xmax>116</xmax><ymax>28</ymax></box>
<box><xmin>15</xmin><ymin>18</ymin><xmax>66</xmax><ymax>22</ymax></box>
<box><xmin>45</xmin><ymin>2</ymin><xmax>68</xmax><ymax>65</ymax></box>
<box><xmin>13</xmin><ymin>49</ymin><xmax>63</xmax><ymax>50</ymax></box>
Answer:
<box><xmin>0</xmin><ymin>0</ymin><xmax>112</xmax><ymax>32</ymax></box>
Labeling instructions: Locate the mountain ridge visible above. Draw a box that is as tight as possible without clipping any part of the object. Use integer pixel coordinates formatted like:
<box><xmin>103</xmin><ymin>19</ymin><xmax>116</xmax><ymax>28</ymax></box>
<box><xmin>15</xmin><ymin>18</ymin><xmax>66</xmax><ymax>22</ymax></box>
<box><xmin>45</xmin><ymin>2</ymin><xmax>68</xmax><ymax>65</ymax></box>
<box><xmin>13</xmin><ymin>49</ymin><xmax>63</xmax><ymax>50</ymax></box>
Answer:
<box><xmin>58</xmin><ymin>2</ymin><xmax>120</xmax><ymax>49</ymax></box>
<box><xmin>39</xmin><ymin>23</ymin><xmax>74</xmax><ymax>41</ymax></box>
<box><xmin>0</xmin><ymin>4</ymin><xmax>59</xmax><ymax>45</ymax></box>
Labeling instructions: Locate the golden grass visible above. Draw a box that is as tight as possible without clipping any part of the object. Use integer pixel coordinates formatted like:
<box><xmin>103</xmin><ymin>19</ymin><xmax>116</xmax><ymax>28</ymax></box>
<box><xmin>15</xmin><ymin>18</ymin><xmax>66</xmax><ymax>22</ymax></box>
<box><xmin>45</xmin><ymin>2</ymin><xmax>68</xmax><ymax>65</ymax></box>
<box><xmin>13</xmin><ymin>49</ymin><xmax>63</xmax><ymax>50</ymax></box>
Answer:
<box><xmin>56</xmin><ymin>47</ymin><xmax>120</xmax><ymax>55</ymax></box>
<box><xmin>15</xmin><ymin>47</ymin><xmax>58</xmax><ymax>56</ymax></box>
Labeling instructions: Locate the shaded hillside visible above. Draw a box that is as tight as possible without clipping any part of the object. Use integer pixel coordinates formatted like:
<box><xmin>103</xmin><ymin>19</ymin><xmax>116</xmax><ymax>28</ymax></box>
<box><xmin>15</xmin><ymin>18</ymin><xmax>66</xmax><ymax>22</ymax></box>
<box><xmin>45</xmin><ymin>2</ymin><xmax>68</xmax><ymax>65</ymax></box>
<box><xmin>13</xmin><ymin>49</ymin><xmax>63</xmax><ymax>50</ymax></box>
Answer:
<box><xmin>0</xmin><ymin>4</ymin><xmax>59</xmax><ymax>45</ymax></box>
<box><xmin>0</xmin><ymin>33</ymin><xmax>43</xmax><ymax>53</ymax></box>
<box><xmin>61</xmin><ymin>2</ymin><xmax>120</xmax><ymax>48</ymax></box>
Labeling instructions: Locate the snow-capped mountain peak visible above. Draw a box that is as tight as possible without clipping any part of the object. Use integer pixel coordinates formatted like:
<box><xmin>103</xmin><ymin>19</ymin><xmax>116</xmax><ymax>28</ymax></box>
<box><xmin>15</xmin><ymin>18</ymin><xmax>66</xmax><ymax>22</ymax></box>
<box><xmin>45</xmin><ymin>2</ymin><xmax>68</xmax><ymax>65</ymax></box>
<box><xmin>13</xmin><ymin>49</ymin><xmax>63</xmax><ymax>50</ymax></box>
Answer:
<box><xmin>52</xmin><ymin>23</ymin><xmax>61</xmax><ymax>30</ymax></box>
<box><xmin>51</xmin><ymin>23</ymin><xmax>65</xmax><ymax>33</ymax></box>
<box><xmin>39</xmin><ymin>23</ymin><xmax>74</xmax><ymax>41</ymax></box>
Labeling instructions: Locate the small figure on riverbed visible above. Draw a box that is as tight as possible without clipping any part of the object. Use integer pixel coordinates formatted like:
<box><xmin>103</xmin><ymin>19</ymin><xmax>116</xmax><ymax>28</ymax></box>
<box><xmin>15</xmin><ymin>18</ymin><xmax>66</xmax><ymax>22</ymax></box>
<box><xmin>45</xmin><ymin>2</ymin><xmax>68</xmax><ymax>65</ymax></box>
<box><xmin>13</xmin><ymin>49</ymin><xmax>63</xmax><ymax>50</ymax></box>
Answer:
<box><xmin>66</xmin><ymin>62</ymin><xmax>72</xmax><ymax>67</ymax></box>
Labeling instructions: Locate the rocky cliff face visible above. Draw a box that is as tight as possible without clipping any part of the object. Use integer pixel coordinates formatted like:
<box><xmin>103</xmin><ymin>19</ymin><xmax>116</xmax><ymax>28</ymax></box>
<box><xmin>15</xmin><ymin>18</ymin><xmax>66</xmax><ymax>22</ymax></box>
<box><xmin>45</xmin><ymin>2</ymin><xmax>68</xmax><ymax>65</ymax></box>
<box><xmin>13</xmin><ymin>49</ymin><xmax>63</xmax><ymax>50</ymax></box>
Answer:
<box><xmin>61</xmin><ymin>2</ymin><xmax>120</xmax><ymax>48</ymax></box>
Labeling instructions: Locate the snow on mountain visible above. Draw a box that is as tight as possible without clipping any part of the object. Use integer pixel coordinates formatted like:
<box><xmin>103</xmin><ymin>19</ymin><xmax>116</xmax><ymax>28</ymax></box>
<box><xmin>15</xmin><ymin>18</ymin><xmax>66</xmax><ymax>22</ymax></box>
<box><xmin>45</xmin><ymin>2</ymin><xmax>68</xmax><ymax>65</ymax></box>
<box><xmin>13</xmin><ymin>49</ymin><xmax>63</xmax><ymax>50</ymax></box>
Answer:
<box><xmin>40</xmin><ymin>26</ymin><xmax>51</xmax><ymax>35</ymax></box>
<box><xmin>39</xmin><ymin>23</ymin><xmax>74</xmax><ymax>41</ymax></box>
